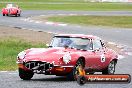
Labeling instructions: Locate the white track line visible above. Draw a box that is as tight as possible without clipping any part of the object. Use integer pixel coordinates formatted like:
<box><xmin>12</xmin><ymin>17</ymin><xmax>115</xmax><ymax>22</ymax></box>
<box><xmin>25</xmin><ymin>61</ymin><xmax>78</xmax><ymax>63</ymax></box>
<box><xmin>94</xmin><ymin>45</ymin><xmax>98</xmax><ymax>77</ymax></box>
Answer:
<box><xmin>0</xmin><ymin>71</ymin><xmax>8</xmax><ymax>73</ymax></box>
<box><xmin>117</xmin><ymin>55</ymin><xmax>125</xmax><ymax>60</ymax></box>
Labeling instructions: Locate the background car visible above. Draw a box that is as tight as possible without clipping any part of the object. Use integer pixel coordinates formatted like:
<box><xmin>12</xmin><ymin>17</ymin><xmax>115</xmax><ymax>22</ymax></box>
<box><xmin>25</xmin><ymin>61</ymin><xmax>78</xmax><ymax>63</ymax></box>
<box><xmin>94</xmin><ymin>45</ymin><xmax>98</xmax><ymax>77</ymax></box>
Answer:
<box><xmin>2</xmin><ymin>4</ymin><xmax>21</xmax><ymax>17</ymax></box>
<box><xmin>17</xmin><ymin>34</ymin><xmax>118</xmax><ymax>80</ymax></box>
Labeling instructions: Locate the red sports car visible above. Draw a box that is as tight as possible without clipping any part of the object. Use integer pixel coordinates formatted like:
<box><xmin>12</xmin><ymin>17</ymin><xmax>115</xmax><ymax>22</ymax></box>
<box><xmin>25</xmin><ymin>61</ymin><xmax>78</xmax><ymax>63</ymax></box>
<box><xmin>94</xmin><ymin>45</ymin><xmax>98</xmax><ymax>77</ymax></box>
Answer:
<box><xmin>17</xmin><ymin>34</ymin><xmax>118</xmax><ymax>80</ymax></box>
<box><xmin>2</xmin><ymin>4</ymin><xmax>21</xmax><ymax>17</ymax></box>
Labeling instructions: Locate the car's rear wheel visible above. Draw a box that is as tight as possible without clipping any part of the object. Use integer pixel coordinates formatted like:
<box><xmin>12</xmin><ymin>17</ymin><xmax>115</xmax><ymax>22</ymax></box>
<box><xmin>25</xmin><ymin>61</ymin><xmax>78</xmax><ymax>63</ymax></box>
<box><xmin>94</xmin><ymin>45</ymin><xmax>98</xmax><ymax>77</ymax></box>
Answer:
<box><xmin>3</xmin><ymin>14</ymin><xmax>5</xmax><ymax>16</ymax></box>
<box><xmin>18</xmin><ymin>14</ymin><xmax>20</xmax><ymax>17</ymax></box>
<box><xmin>102</xmin><ymin>61</ymin><xmax>116</xmax><ymax>74</ymax></box>
<box><xmin>19</xmin><ymin>68</ymin><xmax>34</xmax><ymax>80</ymax></box>
<box><xmin>67</xmin><ymin>59</ymin><xmax>84</xmax><ymax>81</ymax></box>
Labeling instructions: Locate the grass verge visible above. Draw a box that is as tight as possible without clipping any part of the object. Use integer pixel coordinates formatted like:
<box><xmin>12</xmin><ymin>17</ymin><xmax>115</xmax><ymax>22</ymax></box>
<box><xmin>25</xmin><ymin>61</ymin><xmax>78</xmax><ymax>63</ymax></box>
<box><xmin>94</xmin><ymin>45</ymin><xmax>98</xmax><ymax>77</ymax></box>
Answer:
<box><xmin>0</xmin><ymin>37</ymin><xmax>46</xmax><ymax>71</ymax></box>
<box><xmin>47</xmin><ymin>16</ymin><xmax>132</xmax><ymax>28</ymax></box>
<box><xmin>0</xmin><ymin>0</ymin><xmax>132</xmax><ymax>11</ymax></box>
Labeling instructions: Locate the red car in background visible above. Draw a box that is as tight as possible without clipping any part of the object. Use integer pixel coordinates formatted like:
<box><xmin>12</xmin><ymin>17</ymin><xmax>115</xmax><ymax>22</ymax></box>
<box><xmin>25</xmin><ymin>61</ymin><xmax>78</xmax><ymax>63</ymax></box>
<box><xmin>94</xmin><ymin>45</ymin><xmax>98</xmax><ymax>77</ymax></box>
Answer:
<box><xmin>2</xmin><ymin>4</ymin><xmax>21</xmax><ymax>17</ymax></box>
<box><xmin>17</xmin><ymin>34</ymin><xmax>118</xmax><ymax>80</ymax></box>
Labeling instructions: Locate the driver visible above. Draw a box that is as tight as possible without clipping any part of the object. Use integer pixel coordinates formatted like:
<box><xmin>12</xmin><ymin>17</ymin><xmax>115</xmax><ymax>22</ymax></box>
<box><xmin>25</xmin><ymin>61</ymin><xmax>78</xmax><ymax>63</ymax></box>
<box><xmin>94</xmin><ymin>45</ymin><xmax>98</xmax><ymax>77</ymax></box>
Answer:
<box><xmin>60</xmin><ymin>38</ymin><xmax>73</xmax><ymax>47</ymax></box>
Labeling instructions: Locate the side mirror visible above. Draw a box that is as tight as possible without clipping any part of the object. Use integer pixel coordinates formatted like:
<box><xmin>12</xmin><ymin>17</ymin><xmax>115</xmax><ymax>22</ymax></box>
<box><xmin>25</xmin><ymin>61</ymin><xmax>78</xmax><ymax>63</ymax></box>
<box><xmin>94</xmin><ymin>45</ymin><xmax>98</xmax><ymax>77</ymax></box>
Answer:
<box><xmin>101</xmin><ymin>41</ymin><xmax>106</xmax><ymax>48</ymax></box>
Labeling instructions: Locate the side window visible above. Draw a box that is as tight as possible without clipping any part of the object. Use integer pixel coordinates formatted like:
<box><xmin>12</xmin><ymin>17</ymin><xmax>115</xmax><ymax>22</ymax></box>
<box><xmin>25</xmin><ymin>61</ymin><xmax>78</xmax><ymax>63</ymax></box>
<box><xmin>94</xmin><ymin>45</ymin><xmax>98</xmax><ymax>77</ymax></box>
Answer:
<box><xmin>93</xmin><ymin>39</ymin><xmax>102</xmax><ymax>49</ymax></box>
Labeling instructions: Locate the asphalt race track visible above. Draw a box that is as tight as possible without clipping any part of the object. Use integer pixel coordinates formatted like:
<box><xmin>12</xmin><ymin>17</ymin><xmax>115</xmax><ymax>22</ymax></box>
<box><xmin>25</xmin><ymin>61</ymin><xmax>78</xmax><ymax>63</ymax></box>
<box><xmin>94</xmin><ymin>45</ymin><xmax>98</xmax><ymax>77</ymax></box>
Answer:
<box><xmin>0</xmin><ymin>10</ymin><xmax>132</xmax><ymax>88</ymax></box>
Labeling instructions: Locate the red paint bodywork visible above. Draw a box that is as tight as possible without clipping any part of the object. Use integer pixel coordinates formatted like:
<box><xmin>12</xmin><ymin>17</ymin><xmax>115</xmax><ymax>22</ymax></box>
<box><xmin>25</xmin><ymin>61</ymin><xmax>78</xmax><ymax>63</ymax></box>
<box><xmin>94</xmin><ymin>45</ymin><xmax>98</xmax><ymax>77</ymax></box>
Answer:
<box><xmin>17</xmin><ymin>34</ymin><xmax>118</xmax><ymax>76</ymax></box>
<box><xmin>2</xmin><ymin>4</ymin><xmax>21</xmax><ymax>16</ymax></box>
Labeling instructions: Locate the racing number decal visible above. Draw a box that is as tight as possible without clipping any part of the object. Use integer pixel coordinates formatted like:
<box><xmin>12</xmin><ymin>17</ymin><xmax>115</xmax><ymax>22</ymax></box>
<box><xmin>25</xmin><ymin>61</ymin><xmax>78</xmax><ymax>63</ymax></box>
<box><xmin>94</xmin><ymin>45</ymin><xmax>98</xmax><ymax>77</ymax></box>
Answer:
<box><xmin>100</xmin><ymin>54</ymin><xmax>106</xmax><ymax>63</ymax></box>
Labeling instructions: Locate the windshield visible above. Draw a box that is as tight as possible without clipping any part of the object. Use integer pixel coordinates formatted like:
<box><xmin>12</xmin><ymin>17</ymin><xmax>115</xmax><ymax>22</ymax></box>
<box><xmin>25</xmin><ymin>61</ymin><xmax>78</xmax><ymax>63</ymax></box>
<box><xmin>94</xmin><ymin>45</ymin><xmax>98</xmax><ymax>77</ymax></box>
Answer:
<box><xmin>50</xmin><ymin>36</ymin><xmax>92</xmax><ymax>50</ymax></box>
<box><xmin>6</xmin><ymin>4</ymin><xmax>17</xmax><ymax>8</ymax></box>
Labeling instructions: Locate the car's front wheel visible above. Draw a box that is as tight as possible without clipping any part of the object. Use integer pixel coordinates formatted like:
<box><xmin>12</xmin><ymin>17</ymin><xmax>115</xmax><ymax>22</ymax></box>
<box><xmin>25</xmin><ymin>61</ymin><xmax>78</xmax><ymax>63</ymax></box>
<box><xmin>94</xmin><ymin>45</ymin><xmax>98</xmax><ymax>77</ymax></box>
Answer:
<box><xmin>67</xmin><ymin>59</ymin><xmax>84</xmax><ymax>81</ymax></box>
<box><xmin>3</xmin><ymin>14</ymin><xmax>5</xmax><ymax>16</ymax></box>
<box><xmin>19</xmin><ymin>68</ymin><xmax>34</xmax><ymax>80</ymax></box>
<box><xmin>102</xmin><ymin>60</ymin><xmax>116</xmax><ymax>74</ymax></box>
<box><xmin>77</xmin><ymin>76</ymin><xmax>86</xmax><ymax>85</ymax></box>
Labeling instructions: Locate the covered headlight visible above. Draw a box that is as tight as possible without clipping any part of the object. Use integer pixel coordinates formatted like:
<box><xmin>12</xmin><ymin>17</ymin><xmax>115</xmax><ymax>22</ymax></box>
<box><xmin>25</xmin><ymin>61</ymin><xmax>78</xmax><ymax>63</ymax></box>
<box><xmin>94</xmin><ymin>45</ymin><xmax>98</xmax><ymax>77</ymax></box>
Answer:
<box><xmin>17</xmin><ymin>51</ymin><xmax>26</xmax><ymax>59</ymax></box>
<box><xmin>62</xmin><ymin>53</ymin><xmax>71</xmax><ymax>64</ymax></box>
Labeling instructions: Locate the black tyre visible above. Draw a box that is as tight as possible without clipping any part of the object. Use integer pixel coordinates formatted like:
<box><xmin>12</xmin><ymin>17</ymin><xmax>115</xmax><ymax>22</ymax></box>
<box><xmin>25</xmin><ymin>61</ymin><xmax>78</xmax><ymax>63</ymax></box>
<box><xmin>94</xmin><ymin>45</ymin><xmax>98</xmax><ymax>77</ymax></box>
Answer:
<box><xmin>15</xmin><ymin>14</ymin><xmax>18</xmax><ymax>17</ymax></box>
<box><xmin>18</xmin><ymin>14</ymin><xmax>20</xmax><ymax>17</ymax></box>
<box><xmin>3</xmin><ymin>14</ymin><xmax>5</xmax><ymax>16</ymax></box>
<box><xmin>77</xmin><ymin>76</ymin><xmax>86</xmax><ymax>85</ymax></box>
<box><xmin>89</xmin><ymin>72</ymin><xmax>95</xmax><ymax>74</ymax></box>
<box><xmin>67</xmin><ymin>59</ymin><xmax>84</xmax><ymax>81</ymax></box>
<box><xmin>19</xmin><ymin>68</ymin><xmax>34</xmax><ymax>80</ymax></box>
<box><xmin>102</xmin><ymin>61</ymin><xmax>116</xmax><ymax>74</ymax></box>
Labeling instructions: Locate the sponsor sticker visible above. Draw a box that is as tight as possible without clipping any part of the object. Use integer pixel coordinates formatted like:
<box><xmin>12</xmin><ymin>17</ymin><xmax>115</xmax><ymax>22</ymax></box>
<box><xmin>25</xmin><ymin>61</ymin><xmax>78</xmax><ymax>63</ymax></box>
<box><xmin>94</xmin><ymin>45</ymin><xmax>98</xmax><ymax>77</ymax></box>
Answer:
<box><xmin>77</xmin><ymin>74</ymin><xmax>131</xmax><ymax>85</ymax></box>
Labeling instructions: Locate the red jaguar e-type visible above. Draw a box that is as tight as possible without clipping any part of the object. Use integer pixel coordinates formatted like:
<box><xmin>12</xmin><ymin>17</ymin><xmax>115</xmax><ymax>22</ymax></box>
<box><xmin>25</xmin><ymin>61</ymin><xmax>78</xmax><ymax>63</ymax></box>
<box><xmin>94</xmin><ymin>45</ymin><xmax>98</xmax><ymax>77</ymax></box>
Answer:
<box><xmin>17</xmin><ymin>34</ymin><xmax>118</xmax><ymax>80</ymax></box>
<box><xmin>2</xmin><ymin>4</ymin><xmax>21</xmax><ymax>17</ymax></box>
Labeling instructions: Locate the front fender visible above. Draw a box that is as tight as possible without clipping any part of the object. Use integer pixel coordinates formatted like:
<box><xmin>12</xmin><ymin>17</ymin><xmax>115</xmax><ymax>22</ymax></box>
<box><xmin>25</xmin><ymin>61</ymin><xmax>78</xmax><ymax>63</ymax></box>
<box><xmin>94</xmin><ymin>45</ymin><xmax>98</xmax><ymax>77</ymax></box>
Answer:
<box><xmin>70</xmin><ymin>53</ymin><xmax>82</xmax><ymax>66</ymax></box>
<box><xmin>2</xmin><ymin>9</ymin><xmax>8</xmax><ymax>14</ymax></box>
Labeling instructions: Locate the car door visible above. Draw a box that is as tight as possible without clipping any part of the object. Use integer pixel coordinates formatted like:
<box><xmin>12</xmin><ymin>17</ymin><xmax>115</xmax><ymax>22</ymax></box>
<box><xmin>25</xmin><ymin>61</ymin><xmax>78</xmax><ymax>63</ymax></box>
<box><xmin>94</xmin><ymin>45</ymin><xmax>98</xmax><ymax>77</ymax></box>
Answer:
<box><xmin>85</xmin><ymin>39</ymin><xmax>106</xmax><ymax>70</ymax></box>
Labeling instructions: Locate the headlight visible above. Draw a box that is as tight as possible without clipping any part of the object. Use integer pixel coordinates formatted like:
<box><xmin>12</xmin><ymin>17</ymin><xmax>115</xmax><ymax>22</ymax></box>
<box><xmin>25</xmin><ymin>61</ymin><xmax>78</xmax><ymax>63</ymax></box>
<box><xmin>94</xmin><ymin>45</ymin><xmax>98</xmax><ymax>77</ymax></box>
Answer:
<box><xmin>62</xmin><ymin>53</ymin><xmax>71</xmax><ymax>64</ymax></box>
<box><xmin>17</xmin><ymin>51</ymin><xmax>26</xmax><ymax>59</ymax></box>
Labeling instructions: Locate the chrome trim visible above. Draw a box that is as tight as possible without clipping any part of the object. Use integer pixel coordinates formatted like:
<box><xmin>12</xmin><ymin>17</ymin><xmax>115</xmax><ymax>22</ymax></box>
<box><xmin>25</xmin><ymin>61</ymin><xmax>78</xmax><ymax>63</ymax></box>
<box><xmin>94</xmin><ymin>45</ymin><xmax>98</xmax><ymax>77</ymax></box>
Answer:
<box><xmin>25</xmin><ymin>61</ymin><xmax>53</xmax><ymax>70</ymax></box>
<box><xmin>16</xmin><ymin>61</ymin><xmax>23</xmax><ymax>64</ymax></box>
<box><xmin>54</xmin><ymin>65</ymin><xmax>74</xmax><ymax>68</ymax></box>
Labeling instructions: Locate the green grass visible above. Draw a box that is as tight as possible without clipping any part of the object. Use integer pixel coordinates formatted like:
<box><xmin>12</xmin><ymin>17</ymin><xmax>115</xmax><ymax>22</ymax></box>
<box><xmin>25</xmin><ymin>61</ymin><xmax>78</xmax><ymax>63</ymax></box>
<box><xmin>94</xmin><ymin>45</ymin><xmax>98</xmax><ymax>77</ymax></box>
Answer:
<box><xmin>0</xmin><ymin>0</ymin><xmax>84</xmax><ymax>2</ymax></box>
<box><xmin>0</xmin><ymin>0</ymin><xmax>132</xmax><ymax>11</ymax></box>
<box><xmin>0</xmin><ymin>38</ymin><xmax>46</xmax><ymax>71</ymax></box>
<box><xmin>47</xmin><ymin>15</ymin><xmax>132</xmax><ymax>28</ymax></box>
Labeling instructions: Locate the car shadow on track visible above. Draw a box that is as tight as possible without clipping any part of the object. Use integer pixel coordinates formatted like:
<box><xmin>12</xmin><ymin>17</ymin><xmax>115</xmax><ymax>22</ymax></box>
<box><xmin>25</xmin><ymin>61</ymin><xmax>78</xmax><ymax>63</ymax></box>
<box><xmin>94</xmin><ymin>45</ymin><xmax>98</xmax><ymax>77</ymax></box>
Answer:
<box><xmin>2</xmin><ymin>15</ymin><xmax>21</xmax><ymax>17</ymax></box>
<box><xmin>30</xmin><ymin>76</ymin><xmax>73</xmax><ymax>82</ymax></box>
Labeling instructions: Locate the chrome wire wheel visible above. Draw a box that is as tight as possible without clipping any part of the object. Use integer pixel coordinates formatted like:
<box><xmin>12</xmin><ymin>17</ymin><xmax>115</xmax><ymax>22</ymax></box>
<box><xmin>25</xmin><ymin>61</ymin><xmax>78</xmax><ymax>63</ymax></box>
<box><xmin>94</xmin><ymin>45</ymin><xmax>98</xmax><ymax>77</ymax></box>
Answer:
<box><xmin>67</xmin><ymin>59</ymin><xmax>84</xmax><ymax>81</ymax></box>
<box><xmin>108</xmin><ymin>61</ymin><xmax>115</xmax><ymax>74</ymax></box>
<box><xmin>102</xmin><ymin>60</ymin><xmax>116</xmax><ymax>74</ymax></box>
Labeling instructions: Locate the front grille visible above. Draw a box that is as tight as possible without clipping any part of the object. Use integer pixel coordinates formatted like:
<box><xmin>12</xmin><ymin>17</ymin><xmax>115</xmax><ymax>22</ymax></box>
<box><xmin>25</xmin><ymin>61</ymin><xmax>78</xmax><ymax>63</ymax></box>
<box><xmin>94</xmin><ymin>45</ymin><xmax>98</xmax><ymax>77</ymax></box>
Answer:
<box><xmin>25</xmin><ymin>61</ymin><xmax>53</xmax><ymax>71</ymax></box>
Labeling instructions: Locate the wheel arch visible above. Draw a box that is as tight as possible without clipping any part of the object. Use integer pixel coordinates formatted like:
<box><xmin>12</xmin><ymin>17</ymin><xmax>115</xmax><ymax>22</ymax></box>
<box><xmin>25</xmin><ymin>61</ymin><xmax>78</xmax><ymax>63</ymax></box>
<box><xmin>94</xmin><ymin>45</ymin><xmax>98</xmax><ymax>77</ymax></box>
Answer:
<box><xmin>111</xmin><ymin>58</ymin><xmax>118</xmax><ymax>64</ymax></box>
<box><xmin>103</xmin><ymin>58</ymin><xmax>118</xmax><ymax>71</ymax></box>
<box><xmin>77</xmin><ymin>56</ymin><xmax>85</xmax><ymax>68</ymax></box>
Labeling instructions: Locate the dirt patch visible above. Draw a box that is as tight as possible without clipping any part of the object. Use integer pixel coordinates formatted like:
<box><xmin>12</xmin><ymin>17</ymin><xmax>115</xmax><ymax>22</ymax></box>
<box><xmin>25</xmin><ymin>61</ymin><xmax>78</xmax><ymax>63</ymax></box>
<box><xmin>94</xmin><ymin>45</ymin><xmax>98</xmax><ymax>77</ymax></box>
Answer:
<box><xmin>0</xmin><ymin>25</ymin><xmax>53</xmax><ymax>44</ymax></box>
<box><xmin>106</xmin><ymin>42</ymin><xmax>121</xmax><ymax>53</ymax></box>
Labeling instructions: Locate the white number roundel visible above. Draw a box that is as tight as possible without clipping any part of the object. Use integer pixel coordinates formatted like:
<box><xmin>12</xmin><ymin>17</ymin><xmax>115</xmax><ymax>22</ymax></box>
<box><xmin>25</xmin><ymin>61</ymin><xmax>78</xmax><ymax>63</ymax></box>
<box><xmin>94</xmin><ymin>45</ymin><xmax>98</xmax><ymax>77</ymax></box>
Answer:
<box><xmin>100</xmin><ymin>54</ymin><xmax>106</xmax><ymax>62</ymax></box>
